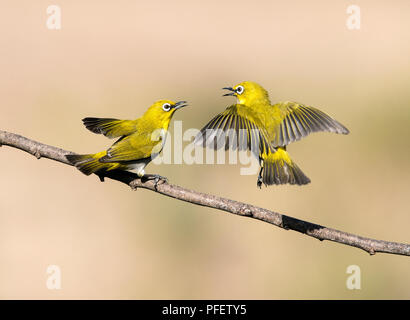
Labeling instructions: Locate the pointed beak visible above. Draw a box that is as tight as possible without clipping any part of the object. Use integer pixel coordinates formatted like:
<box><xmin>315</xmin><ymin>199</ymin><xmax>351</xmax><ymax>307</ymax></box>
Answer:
<box><xmin>222</xmin><ymin>87</ymin><xmax>235</xmax><ymax>96</ymax></box>
<box><xmin>174</xmin><ymin>101</ymin><xmax>188</xmax><ymax>109</ymax></box>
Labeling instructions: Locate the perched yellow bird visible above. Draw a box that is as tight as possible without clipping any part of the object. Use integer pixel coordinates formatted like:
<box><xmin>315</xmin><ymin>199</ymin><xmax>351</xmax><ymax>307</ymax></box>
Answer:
<box><xmin>66</xmin><ymin>100</ymin><xmax>187</xmax><ymax>183</ymax></box>
<box><xmin>195</xmin><ymin>81</ymin><xmax>349</xmax><ymax>187</ymax></box>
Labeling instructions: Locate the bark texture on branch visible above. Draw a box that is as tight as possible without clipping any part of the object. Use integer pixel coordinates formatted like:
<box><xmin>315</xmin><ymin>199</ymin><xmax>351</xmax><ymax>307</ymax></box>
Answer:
<box><xmin>1</xmin><ymin>129</ymin><xmax>409</xmax><ymax>257</ymax></box>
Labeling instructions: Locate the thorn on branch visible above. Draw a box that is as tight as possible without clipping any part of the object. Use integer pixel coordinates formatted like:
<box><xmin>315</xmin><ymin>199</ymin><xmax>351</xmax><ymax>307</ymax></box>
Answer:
<box><xmin>33</xmin><ymin>150</ymin><xmax>41</xmax><ymax>159</ymax></box>
<box><xmin>241</xmin><ymin>207</ymin><xmax>253</xmax><ymax>217</ymax></box>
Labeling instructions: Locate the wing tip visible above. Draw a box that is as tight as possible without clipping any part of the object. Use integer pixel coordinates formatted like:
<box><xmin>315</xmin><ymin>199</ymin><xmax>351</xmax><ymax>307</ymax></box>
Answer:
<box><xmin>340</xmin><ymin>126</ymin><xmax>350</xmax><ymax>135</ymax></box>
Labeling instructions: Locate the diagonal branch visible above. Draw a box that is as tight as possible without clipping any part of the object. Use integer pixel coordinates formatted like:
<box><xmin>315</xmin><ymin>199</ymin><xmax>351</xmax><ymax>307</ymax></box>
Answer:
<box><xmin>1</xmin><ymin>129</ymin><xmax>409</xmax><ymax>257</ymax></box>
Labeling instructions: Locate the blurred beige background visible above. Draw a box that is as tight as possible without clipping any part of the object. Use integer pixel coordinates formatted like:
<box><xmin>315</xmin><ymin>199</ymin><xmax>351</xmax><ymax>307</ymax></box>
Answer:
<box><xmin>1</xmin><ymin>0</ymin><xmax>409</xmax><ymax>299</ymax></box>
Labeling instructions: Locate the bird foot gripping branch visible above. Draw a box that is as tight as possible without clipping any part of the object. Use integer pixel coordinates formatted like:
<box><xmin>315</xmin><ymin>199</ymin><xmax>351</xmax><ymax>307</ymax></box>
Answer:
<box><xmin>126</xmin><ymin>174</ymin><xmax>167</xmax><ymax>191</ymax></box>
<box><xmin>141</xmin><ymin>174</ymin><xmax>168</xmax><ymax>190</ymax></box>
<box><xmin>96</xmin><ymin>170</ymin><xmax>168</xmax><ymax>191</ymax></box>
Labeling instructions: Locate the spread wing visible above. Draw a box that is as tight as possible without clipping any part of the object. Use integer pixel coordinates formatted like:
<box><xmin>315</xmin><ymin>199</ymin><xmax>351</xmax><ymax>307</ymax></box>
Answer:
<box><xmin>194</xmin><ymin>104</ymin><xmax>274</xmax><ymax>157</ymax></box>
<box><xmin>271</xmin><ymin>102</ymin><xmax>349</xmax><ymax>147</ymax></box>
<box><xmin>82</xmin><ymin>118</ymin><xmax>137</xmax><ymax>139</ymax></box>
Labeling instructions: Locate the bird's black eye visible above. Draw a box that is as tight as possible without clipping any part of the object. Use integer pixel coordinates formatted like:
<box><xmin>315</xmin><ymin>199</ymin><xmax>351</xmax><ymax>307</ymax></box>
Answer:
<box><xmin>235</xmin><ymin>85</ymin><xmax>244</xmax><ymax>95</ymax></box>
<box><xmin>162</xmin><ymin>103</ymin><xmax>172</xmax><ymax>112</ymax></box>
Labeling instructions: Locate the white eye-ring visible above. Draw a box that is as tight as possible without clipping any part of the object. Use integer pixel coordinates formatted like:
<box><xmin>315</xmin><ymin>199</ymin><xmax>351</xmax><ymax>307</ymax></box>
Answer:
<box><xmin>235</xmin><ymin>85</ymin><xmax>244</xmax><ymax>95</ymax></box>
<box><xmin>162</xmin><ymin>103</ymin><xmax>172</xmax><ymax>112</ymax></box>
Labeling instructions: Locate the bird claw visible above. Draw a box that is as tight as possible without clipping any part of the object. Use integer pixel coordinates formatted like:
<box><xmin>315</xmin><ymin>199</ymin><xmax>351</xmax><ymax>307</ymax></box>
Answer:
<box><xmin>257</xmin><ymin>177</ymin><xmax>263</xmax><ymax>189</ymax></box>
<box><xmin>153</xmin><ymin>175</ymin><xmax>168</xmax><ymax>190</ymax></box>
<box><xmin>142</xmin><ymin>174</ymin><xmax>168</xmax><ymax>190</ymax></box>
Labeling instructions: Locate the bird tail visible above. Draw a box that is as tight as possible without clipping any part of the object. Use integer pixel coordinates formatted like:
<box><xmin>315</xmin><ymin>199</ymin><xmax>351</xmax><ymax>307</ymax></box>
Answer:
<box><xmin>66</xmin><ymin>152</ymin><xmax>115</xmax><ymax>175</ymax></box>
<box><xmin>262</xmin><ymin>147</ymin><xmax>311</xmax><ymax>186</ymax></box>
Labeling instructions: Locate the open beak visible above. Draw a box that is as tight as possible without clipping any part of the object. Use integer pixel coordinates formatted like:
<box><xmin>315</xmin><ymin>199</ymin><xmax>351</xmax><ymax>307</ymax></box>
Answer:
<box><xmin>222</xmin><ymin>87</ymin><xmax>235</xmax><ymax>96</ymax></box>
<box><xmin>174</xmin><ymin>101</ymin><xmax>188</xmax><ymax>109</ymax></box>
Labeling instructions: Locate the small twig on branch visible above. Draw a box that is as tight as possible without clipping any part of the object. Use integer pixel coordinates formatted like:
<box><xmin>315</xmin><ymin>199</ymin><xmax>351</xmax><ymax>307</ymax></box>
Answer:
<box><xmin>1</xmin><ymin>129</ymin><xmax>409</xmax><ymax>257</ymax></box>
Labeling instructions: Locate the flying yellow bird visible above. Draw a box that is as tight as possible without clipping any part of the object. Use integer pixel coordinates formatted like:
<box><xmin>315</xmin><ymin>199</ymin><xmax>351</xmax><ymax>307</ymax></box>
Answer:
<box><xmin>66</xmin><ymin>100</ymin><xmax>187</xmax><ymax>184</ymax></box>
<box><xmin>195</xmin><ymin>81</ymin><xmax>349</xmax><ymax>187</ymax></box>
